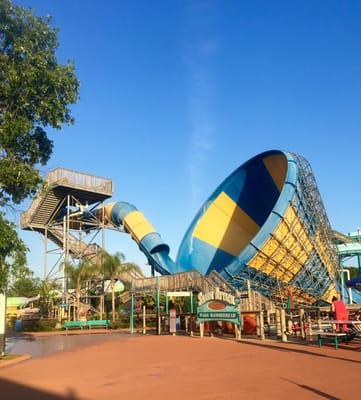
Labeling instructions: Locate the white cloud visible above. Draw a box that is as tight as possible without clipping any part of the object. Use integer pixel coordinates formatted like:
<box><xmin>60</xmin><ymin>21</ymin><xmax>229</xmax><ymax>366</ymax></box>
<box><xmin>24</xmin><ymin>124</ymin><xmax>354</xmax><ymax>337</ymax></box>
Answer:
<box><xmin>184</xmin><ymin>15</ymin><xmax>218</xmax><ymax>210</ymax></box>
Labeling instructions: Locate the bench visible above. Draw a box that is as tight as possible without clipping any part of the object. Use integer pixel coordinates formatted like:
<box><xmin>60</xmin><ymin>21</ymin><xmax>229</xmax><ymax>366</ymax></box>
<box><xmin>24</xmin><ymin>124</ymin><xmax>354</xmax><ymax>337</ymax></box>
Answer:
<box><xmin>86</xmin><ymin>320</ymin><xmax>110</xmax><ymax>331</ymax></box>
<box><xmin>63</xmin><ymin>320</ymin><xmax>110</xmax><ymax>334</ymax></box>
<box><xmin>63</xmin><ymin>320</ymin><xmax>87</xmax><ymax>334</ymax></box>
<box><xmin>312</xmin><ymin>331</ymin><xmax>347</xmax><ymax>349</ymax></box>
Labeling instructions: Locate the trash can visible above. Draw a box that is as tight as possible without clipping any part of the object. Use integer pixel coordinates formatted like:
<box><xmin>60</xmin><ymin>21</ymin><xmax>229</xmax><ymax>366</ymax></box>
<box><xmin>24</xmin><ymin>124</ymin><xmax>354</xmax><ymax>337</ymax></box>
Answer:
<box><xmin>14</xmin><ymin>319</ymin><xmax>23</xmax><ymax>332</ymax></box>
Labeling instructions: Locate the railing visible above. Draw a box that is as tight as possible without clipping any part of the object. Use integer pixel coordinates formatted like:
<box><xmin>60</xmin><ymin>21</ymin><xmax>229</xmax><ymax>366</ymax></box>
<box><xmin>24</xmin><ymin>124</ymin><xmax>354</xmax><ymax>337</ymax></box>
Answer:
<box><xmin>21</xmin><ymin>168</ymin><xmax>113</xmax><ymax>228</ymax></box>
<box><xmin>20</xmin><ymin>212</ymin><xmax>29</xmax><ymax>228</ymax></box>
<box><xmin>49</xmin><ymin>227</ymin><xmax>99</xmax><ymax>260</ymax></box>
<box><xmin>207</xmin><ymin>270</ymin><xmax>235</xmax><ymax>292</ymax></box>
<box><xmin>46</xmin><ymin>168</ymin><xmax>113</xmax><ymax>195</ymax></box>
<box><xmin>119</xmin><ymin>291</ymin><xmax>132</xmax><ymax>304</ymax></box>
<box><xmin>133</xmin><ymin>270</ymin><xmax>227</xmax><ymax>294</ymax></box>
<box><xmin>132</xmin><ymin>270</ymin><xmax>276</xmax><ymax>311</ymax></box>
<box><xmin>239</xmin><ymin>290</ymin><xmax>275</xmax><ymax>311</ymax></box>
<box><xmin>20</xmin><ymin>184</ymin><xmax>51</xmax><ymax>228</ymax></box>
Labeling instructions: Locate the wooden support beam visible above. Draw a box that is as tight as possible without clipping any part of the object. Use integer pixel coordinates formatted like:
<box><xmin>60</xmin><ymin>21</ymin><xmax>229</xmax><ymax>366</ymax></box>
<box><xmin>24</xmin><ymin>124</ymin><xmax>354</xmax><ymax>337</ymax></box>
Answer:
<box><xmin>259</xmin><ymin>311</ymin><xmax>265</xmax><ymax>340</ymax></box>
<box><xmin>280</xmin><ymin>309</ymin><xmax>287</xmax><ymax>342</ymax></box>
<box><xmin>276</xmin><ymin>309</ymin><xmax>281</xmax><ymax>338</ymax></box>
<box><xmin>299</xmin><ymin>308</ymin><xmax>305</xmax><ymax>339</ymax></box>
<box><xmin>200</xmin><ymin>322</ymin><xmax>204</xmax><ymax>338</ymax></box>
<box><xmin>142</xmin><ymin>305</ymin><xmax>146</xmax><ymax>334</ymax></box>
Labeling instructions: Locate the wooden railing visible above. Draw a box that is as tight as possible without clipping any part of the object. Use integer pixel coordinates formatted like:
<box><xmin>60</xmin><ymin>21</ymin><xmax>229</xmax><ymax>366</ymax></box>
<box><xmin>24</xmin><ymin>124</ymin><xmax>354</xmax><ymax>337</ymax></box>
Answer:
<box><xmin>20</xmin><ymin>184</ymin><xmax>51</xmax><ymax>228</ymax></box>
<box><xmin>46</xmin><ymin>168</ymin><xmax>113</xmax><ymax>195</ymax></box>
<box><xmin>133</xmin><ymin>270</ymin><xmax>232</xmax><ymax>294</ymax></box>
<box><xmin>21</xmin><ymin>168</ymin><xmax>113</xmax><ymax>228</ymax></box>
<box><xmin>239</xmin><ymin>290</ymin><xmax>275</xmax><ymax>311</ymax></box>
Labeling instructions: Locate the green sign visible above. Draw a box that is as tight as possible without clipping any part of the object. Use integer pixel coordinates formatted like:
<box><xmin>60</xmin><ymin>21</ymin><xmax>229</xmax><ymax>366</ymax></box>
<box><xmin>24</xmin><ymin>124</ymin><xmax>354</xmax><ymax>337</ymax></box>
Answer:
<box><xmin>198</xmin><ymin>312</ymin><xmax>238</xmax><ymax>321</ymax></box>
<box><xmin>197</xmin><ymin>300</ymin><xmax>240</xmax><ymax>325</ymax></box>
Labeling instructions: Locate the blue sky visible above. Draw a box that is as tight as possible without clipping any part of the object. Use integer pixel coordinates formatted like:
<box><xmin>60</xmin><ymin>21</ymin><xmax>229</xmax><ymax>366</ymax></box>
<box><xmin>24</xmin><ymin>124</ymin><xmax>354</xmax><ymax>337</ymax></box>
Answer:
<box><xmin>13</xmin><ymin>0</ymin><xmax>361</xmax><ymax>276</ymax></box>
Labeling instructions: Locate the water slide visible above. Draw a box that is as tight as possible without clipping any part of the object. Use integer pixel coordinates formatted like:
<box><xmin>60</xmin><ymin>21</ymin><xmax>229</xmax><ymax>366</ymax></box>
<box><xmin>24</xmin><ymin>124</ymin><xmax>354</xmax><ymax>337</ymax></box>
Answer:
<box><xmin>99</xmin><ymin>150</ymin><xmax>351</xmax><ymax>305</ymax></box>
<box><xmin>20</xmin><ymin>150</ymin><xmax>360</xmax><ymax>305</ymax></box>
<box><xmin>337</xmin><ymin>234</ymin><xmax>361</xmax><ymax>303</ymax></box>
<box><xmin>102</xmin><ymin>202</ymin><xmax>175</xmax><ymax>275</ymax></box>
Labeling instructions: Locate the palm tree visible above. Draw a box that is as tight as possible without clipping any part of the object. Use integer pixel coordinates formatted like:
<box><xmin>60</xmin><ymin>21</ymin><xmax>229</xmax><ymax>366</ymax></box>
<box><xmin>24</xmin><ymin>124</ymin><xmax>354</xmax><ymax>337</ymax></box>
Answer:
<box><xmin>38</xmin><ymin>278</ymin><xmax>60</xmax><ymax>318</ymax></box>
<box><xmin>65</xmin><ymin>259</ymin><xmax>94</xmax><ymax>320</ymax></box>
<box><xmin>101</xmin><ymin>251</ymin><xmax>140</xmax><ymax>321</ymax></box>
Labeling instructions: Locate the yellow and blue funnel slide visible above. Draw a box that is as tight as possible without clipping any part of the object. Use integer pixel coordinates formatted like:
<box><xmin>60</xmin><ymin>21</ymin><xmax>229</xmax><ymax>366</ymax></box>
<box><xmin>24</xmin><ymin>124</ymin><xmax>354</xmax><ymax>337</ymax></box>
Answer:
<box><xmin>176</xmin><ymin>150</ymin><xmax>339</xmax><ymax>304</ymax></box>
<box><xmin>105</xmin><ymin>150</ymin><xmax>341</xmax><ymax>304</ymax></box>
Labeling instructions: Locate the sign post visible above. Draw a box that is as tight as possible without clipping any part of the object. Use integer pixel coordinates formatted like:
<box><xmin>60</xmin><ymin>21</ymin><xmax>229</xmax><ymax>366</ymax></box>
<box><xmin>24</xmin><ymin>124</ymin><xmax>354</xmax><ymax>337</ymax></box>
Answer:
<box><xmin>142</xmin><ymin>305</ymin><xmax>146</xmax><ymax>334</ymax></box>
<box><xmin>130</xmin><ymin>292</ymin><xmax>134</xmax><ymax>334</ymax></box>
<box><xmin>0</xmin><ymin>292</ymin><xmax>6</xmax><ymax>355</ymax></box>
<box><xmin>169</xmin><ymin>309</ymin><xmax>176</xmax><ymax>334</ymax></box>
<box><xmin>156</xmin><ymin>276</ymin><xmax>160</xmax><ymax>335</ymax></box>
<box><xmin>190</xmin><ymin>291</ymin><xmax>194</xmax><ymax>336</ymax></box>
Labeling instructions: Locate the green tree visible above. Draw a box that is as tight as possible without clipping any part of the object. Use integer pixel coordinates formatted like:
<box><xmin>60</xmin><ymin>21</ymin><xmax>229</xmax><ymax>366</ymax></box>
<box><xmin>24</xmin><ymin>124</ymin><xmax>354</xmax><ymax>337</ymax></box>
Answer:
<box><xmin>0</xmin><ymin>0</ymin><xmax>79</xmax><ymax>289</ymax></box>
<box><xmin>0</xmin><ymin>213</ymin><xmax>27</xmax><ymax>291</ymax></box>
<box><xmin>8</xmin><ymin>265</ymin><xmax>40</xmax><ymax>297</ymax></box>
<box><xmin>348</xmin><ymin>266</ymin><xmax>360</xmax><ymax>280</ymax></box>
<box><xmin>38</xmin><ymin>278</ymin><xmax>60</xmax><ymax>317</ymax></box>
<box><xmin>101</xmin><ymin>251</ymin><xmax>140</xmax><ymax>321</ymax></box>
<box><xmin>65</xmin><ymin>260</ymin><xmax>94</xmax><ymax>320</ymax></box>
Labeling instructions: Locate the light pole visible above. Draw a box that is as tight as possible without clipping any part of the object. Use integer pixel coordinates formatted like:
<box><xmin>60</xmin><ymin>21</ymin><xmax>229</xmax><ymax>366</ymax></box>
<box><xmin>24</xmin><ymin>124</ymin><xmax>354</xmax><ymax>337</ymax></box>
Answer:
<box><xmin>0</xmin><ymin>285</ymin><xmax>7</xmax><ymax>356</ymax></box>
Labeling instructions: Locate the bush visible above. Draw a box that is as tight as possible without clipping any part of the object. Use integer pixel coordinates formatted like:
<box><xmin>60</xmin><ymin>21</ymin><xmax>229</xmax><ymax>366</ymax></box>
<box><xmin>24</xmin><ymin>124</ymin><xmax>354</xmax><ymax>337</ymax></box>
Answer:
<box><xmin>109</xmin><ymin>318</ymin><xmax>130</xmax><ymax>329</ymax></box>
<box><xmin>21</xmin><ymin>318</ymin><xmax>60</xmax><ymax>332</ymax></box>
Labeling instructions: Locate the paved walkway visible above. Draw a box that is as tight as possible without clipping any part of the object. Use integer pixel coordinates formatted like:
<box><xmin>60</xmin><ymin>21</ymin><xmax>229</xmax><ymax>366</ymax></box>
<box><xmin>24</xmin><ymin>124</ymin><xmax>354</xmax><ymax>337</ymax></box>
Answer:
<box><xmin>6</xmin><ymin>331</ymin><xmax>128</xmax><ymax>358</ymax></box>
<box><xmin>0</xmin><ymin>335</ymin><xmax>360</xmax><ymax>399</ymax></box>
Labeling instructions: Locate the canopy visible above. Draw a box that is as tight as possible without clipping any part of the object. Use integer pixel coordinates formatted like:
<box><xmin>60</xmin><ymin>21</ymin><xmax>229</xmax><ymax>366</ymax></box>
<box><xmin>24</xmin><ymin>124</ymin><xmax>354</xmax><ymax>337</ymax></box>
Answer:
<box><xmin>7</xmin><ymin>297</ymin><xmax>30</xmax><ymax>307</ymax></box>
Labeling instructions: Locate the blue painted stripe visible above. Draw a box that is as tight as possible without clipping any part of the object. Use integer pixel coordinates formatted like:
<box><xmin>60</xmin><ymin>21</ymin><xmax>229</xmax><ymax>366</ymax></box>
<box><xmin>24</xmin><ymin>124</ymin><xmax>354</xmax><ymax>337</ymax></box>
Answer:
<box><xmin>225</xmin><ymin>157</ymin><xmax>280</xmax><ymax>227</ymax></box>
<box><xmin>140</xmin><ymin>232</ymin><xmax>170</xmax><ymax>254</ymax></box>
<box><xmin>207</xmin><ymin>246</ymin><xmax>237</xmax><ymax>274</ymax></box>
<box><xmin>176</xmin><ymin>236</ymin><xmax>235</xmax><ymax>275</ymax></box>
<box><xmin>111</xmin><ymin>201</ymin><xmax>137</xmax><ymax>225</ymax></box>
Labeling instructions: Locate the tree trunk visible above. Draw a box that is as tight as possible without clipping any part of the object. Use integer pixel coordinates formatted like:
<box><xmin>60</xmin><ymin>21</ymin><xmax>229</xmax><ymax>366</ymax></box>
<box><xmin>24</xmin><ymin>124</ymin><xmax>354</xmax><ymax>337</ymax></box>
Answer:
<box><xmin>77</xmin><ymin>291</ymin><xmax>80</xmax><ymax>320</ymax></box>
<box><xmin>111</xmin><ymin>278</ymin><xmax>115</xmax><ymax>321</ymax></box>
<box><xmin>77</xmin><ymin>279</ymin><xmax>81</xmax><ymax>320</ymax></box>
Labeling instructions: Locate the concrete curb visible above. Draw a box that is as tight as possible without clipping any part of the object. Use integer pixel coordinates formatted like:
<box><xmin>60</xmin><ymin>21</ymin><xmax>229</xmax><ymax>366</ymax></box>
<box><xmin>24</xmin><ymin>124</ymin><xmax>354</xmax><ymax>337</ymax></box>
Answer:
<box><xmin>0</xmin><ymin>354</ymin><xmax>31</xmax><ymax>369</ymax></box>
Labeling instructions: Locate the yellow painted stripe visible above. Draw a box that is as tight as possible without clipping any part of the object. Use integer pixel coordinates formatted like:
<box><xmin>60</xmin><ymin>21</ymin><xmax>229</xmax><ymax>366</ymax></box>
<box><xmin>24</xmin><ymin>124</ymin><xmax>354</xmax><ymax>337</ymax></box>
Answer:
<box><xmin>193</xmin><ymin>192</ymin><xmax>260</xmax><ymax>256</ymax></box>
<box><xmin>262</xmin><ymin>154</ymin><xmax>287</xmax><ymax>192</ymax></box>
<box><xmin>124</xmin><ymin>211</ymin><xmax>155</xmax><ymax>243</ymax></box>
<box><xmin>248</xmin><ymin>204</ymin><xmax>312</xmax><ymax>284</ymax></box>
<box><xmin>322</xmin><ymin>284</ymin><xmax>338</xmax><ymax>303</ymax></box>
<box><xmin>103</xmin><ymin>202</ymin><xmax>116</xmax><ymax>222</ymax></box>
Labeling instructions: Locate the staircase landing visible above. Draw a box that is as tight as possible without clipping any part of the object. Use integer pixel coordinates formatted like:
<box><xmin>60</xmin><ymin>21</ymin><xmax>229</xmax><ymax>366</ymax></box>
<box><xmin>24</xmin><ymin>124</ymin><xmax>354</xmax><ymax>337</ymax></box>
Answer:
<box><xmin>21</xmin><ymin>168</ymin><xmax>113</xmax><ymax>230</ymax></box>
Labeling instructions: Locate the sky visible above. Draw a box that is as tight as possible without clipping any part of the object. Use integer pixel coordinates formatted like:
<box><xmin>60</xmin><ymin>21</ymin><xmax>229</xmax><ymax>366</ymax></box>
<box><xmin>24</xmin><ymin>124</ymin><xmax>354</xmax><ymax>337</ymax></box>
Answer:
<box><xmin>11</xmin><ymin>0</ymin><xmax>361</xmax><ymax>277</ymax></box>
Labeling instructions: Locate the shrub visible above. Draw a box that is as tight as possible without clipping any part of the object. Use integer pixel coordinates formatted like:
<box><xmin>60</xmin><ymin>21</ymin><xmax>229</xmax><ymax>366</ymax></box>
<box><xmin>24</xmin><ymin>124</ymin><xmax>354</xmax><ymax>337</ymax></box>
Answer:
<box><xmin>109</xmin><ymin>318</ymin><xmax>130</xmax><ymax>329</ymax></box>
<box><xmin>21</xmin><ymin>318</ymin><xmax>60</xmax><ymax>332</ymax></box>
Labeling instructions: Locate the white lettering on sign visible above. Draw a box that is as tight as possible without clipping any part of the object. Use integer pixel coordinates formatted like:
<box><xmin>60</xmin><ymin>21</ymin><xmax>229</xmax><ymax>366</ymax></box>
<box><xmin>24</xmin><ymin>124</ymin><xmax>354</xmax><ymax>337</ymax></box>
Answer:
<box><xmin>198</xmin><ymin>287</ymin><xmax>235</xmax><ymax>306</ymax></box>
<box><xmin>167</xmin><ymin>291</ymin><xmax>191</xmax><ymax>297</ymax></box>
